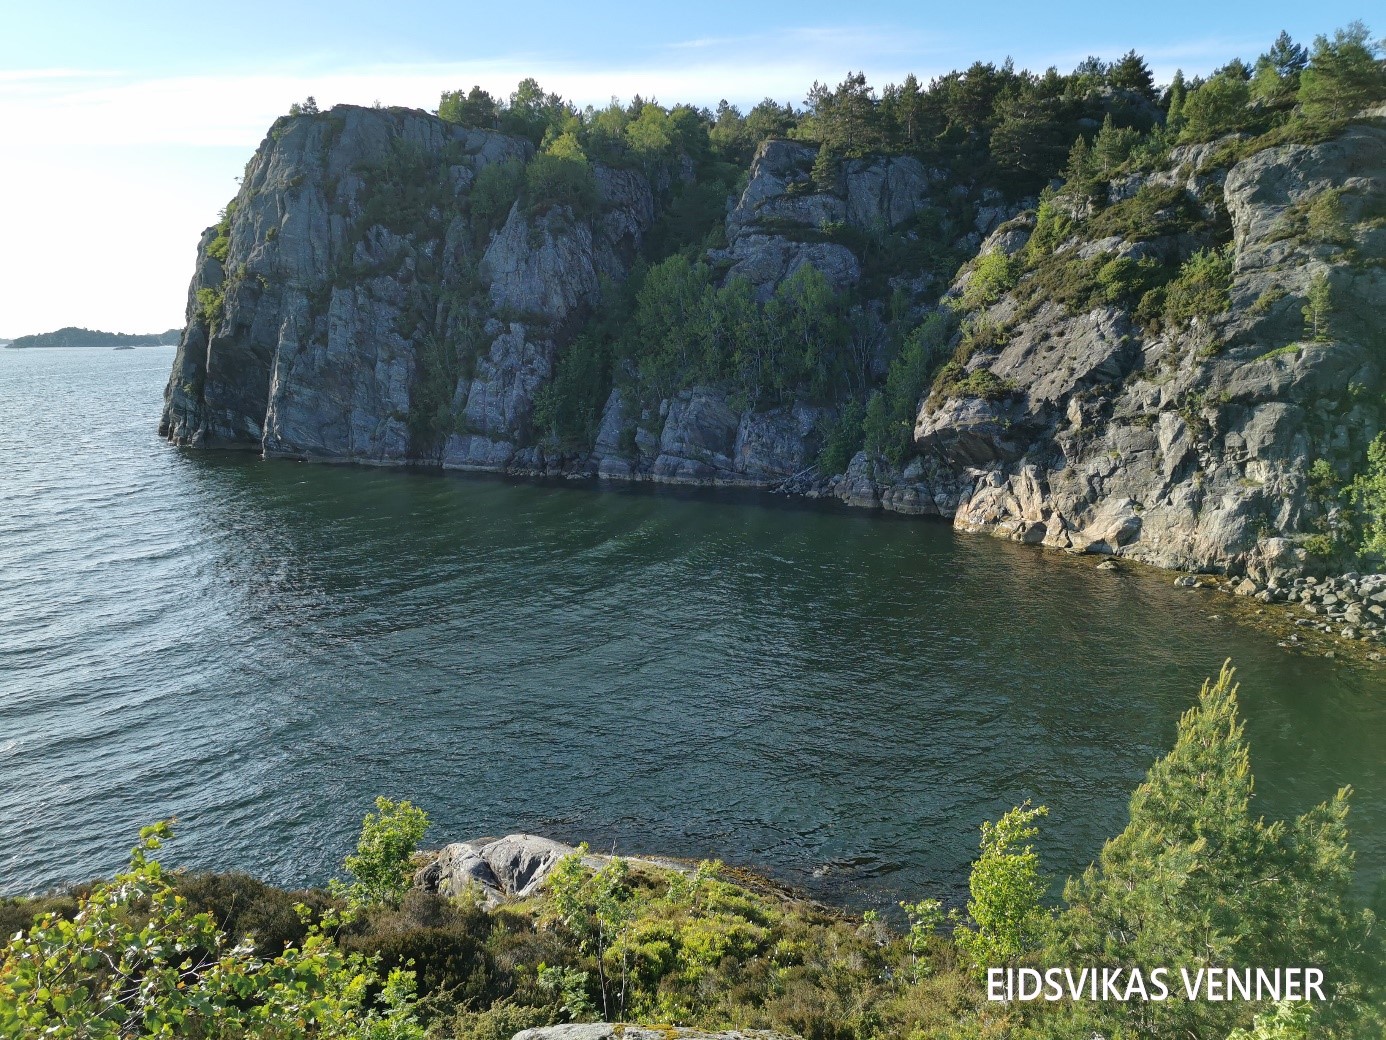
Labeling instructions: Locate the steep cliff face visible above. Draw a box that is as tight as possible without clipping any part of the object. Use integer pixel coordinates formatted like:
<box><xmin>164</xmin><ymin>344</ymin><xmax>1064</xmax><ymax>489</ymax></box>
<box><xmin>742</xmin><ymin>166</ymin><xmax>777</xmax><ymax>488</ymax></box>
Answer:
<box><xmin>875</xmin><ymin>114</ymin><xmax>1386</xmax><ymax>579</ymax></box>
<box><xmin>163</xmin><ymin>102</ymin><xmax>1385</xmax><ymax>579</ymax></box>
<box><xmin>160</xmin><ymin>105</ymin><xmax>647</xmax><ymax>466</ymax></box>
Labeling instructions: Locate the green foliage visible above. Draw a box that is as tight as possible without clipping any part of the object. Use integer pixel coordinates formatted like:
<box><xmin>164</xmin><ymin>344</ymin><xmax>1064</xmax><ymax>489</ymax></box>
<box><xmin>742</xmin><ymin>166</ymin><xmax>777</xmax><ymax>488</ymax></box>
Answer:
<box><xmin>208</xmin><ymin>201</ymin><xmax>236</xmax><ymax>263</ymax></box>
<box><xmin>5</xmin><ymin>664</ymin><xmax>1381</xmax><ymax>1040</ymax></box>
<box><xmin>1302</xmin><ymin>270</ymin><xmax>1334</xmax><ymax>340</ymax></box>
<box><xmin>1058</xmin><ymin>662</ymin><xmax>1378</xmax><ymax>1039</ymax></box>
<box><xmin>617</xmin><ymin>256</ymin><xmax>858</xmax><ymax>409</ymax></box>
<box><xmin>532</xmin><ymin>330</ymin><xmax>612</xmax><ymax>449</ymax></box>
<box><xmin>1227</xmin><ymin>1001</ymin><xmax>1318</xmax><ymax>1040</ymax></box>
<box><xmin>1162</xmin><ymin>245</ymin><xmax>1234</xmax><ymax>328</ymax></box>
<box><xmin>1298</xmin><ymin>22</ymin><xmax>1386</xmax><ymax>122</ymax></box>
<box><xmin>0</xmin><ymin>822</ymin><xmax>424</xmax><ymax>1040</ymax></box>
<box><xmin>898</xmin><ymin>898</ymin><xmax>944</xmax><ymax>979</ymax></box>
<box><xmin>335</xmin><ymin>797</ymin><xmax>429</xmax><ymax>910</ymax></box>
<box><xmin>862</xmin><ymin>312</ymin><xmax>953</xmax><ymax>463</ymax></box>
<box><xmin>408</xmin><ymin>312</ymin><xmax>484</xmax><ymax>458</ymax></box>
<box><xmin>952</xmin><ymin>802</ymin><xmax>1051</xmax><ymax>974</ymax></box>
<box><xmin>468</xmin><ymin>159</ymin><xmax>524</xmax><ymax>240</ymax></box>
<box><xmin>956</xmin><ymin>249</ymin><xmax>1020</xmax><ymax>311</ymax></box>
<box><xmin>1349</xmin><ymin>433</ymin><xmax>1386</xmax><ymax>559</ymax></box>
<box><xmin>1025</xmin><ymin>197</ymin><xmax>1075</xmax><ymax>259</ymax></box>
<box><xmin>438</xmin><ymin>86</ymin><xmax>499</xmax><ymax>128</ymax></box>
<box><xmin>818</xmin><ymin>398</ymin><xmax>866</xmax><ymax>473</ymax></box>
<box><xmin>1085</xmin><ymin>183</ymin><xmax>1211</xmax><ymax>243</ymax></box>
<box><xmin>524</xmin><ymin>142</ymin><xmax>598</xmax><ymax>219</ymax></box>
<box><xmin>196</xmin><ymin>286</ymin><xmax>224</xmax><ymax>328</ymax></box>
<box><xmin>1179</xmin><ymin>71</ymin><xmax>1253</xmax><ymax>142</ymax></box>
<box><xmin>929</xmin><ymin>319</ymin><xmax>1012</xmax><ymax>402</ymax></box>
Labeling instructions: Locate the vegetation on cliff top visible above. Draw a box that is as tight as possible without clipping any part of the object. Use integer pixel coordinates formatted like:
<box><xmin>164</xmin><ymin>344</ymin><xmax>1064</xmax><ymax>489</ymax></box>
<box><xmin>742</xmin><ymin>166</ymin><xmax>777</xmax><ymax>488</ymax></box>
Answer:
<box><xmin>3</xmin><ymin>666</ymin><xmax>1382</xmax><ymax>1039</ymax></box>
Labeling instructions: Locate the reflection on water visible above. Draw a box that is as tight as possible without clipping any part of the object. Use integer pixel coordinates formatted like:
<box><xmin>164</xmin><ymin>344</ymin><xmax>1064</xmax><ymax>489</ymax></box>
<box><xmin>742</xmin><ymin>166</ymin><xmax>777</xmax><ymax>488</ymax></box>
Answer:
<box><xmin>1</xmin><ymin>346</ymin><xmax>1383</xmax><ymax>907</ymax></box>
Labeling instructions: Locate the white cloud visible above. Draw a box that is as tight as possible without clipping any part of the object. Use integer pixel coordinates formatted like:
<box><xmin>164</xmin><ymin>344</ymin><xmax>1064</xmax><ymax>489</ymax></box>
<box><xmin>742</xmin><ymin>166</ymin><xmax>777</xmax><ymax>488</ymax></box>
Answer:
<box><xmin>0</xmin><ymin>26</ymin><xmax>1247</xmax><ymax>336</ymax></box>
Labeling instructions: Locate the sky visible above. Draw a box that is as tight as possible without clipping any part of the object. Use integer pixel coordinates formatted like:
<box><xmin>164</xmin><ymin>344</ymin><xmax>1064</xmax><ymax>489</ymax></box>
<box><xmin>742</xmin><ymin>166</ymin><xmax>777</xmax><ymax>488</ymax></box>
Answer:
<box><xmin>0</xmin><ymin>1</ymin><xmax>1376</xmax><ymax>338</ymax></box>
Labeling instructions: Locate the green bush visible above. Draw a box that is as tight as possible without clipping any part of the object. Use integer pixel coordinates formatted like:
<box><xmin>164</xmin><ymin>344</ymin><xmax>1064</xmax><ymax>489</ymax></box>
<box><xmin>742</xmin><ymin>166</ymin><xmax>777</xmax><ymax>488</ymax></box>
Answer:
<box><xmin>334</xmin><ymin>796</ymin><xmax>429</xmax><ymax>910</ymax></box>
<box><xmin>0</xmin><ymin>823</ymin><xmax>424</xmax><ymax>1040</ymax></box>
<box><xmin>524</xmin><ymin>148</ymin><xmax>598</xmax><ymax>219</ymax></box>
<box><xmin>952</xmin><ymin>802</ymin><xmax>1051</xmax><ymax>974</ymax></box>
<box><xmin>818</xmin><ymin>398</ymin><xmax>866</xmax><ymax>473</ymax></box>
<box><xmin>956</xmin><ymin>249</ymin><xmax>1020</xmax><ymax>311</ymax></box>
<box><xmin>1163</xmin><ymin>245</ymin><xmax>1234</xmax><ymax>327</ymax></box>
<box><xmin>469</xmin><ymin>159</ymin><xmax>524</xmax><ymax>239</ymax></box>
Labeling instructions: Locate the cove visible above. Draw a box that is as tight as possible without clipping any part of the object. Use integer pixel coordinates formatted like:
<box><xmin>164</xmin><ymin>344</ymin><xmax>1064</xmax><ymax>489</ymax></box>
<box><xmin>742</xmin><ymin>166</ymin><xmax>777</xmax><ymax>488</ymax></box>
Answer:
<box><xmin>1</xmin><ymin>346</ymin><xmax>1383</xmax><ymax>906</ymax></box>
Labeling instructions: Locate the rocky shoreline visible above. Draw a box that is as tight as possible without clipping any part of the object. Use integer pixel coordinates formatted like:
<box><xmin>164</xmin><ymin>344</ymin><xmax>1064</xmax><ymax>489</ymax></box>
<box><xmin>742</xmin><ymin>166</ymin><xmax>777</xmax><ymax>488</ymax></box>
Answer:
<box><xmin>160</xmin><ymin>103</ymin><xmax>1386</xmax><ymax>590</ymax></box>
<box><xmin>1175</xmin><ymin>567</ymin><xmax>1386</xmax><ymax>662</ymax></box>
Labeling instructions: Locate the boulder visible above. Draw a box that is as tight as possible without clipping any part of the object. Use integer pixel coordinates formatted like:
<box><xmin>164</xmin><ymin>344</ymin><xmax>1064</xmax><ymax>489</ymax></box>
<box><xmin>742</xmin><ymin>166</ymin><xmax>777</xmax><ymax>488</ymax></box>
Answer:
<box><xmin>416</xmin><ymin>833</ymin><xmax>577</xmax><ymax>904</ymax></box>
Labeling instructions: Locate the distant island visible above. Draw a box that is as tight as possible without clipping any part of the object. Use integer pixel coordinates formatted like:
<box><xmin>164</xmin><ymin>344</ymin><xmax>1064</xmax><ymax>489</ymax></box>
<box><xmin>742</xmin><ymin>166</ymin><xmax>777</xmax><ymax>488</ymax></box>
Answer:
<box><xmin>4</xmin><ymin>326</ymin><xmax>180</xmax><ymax>349</ymax></box>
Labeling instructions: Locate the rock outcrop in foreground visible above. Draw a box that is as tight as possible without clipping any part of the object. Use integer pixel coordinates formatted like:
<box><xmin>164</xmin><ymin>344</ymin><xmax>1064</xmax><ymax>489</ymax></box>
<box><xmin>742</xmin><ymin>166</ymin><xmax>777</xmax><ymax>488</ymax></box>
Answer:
<box><xmin>162</xmin><ymin>103</ymin><xmax>1386</xmax><ymax>581</ymax></box>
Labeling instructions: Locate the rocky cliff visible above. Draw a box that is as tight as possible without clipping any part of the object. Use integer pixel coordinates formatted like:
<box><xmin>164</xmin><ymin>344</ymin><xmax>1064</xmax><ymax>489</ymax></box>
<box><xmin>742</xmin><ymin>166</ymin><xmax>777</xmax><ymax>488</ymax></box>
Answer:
<box><xmin>162</xmin><ymin>102</ymin><xmax>1386</xmax><ymax>580</ymax></box>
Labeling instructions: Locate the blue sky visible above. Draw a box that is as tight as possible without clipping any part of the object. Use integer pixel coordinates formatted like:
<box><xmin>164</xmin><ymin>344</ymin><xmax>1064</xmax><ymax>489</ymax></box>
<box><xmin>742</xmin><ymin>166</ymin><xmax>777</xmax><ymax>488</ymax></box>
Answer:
<box><xmin>0</xmin><ymin>2</ymin><xmax>1376</xmax><ymax>337</ymax></box>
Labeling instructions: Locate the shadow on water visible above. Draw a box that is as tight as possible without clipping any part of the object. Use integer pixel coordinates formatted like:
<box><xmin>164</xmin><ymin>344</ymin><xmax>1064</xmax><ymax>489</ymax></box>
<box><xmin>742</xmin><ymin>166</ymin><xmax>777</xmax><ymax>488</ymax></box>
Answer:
<box><xmin>1</xmin><ymin>347</ymin><xmax>1384</xmax><ymax>910</ymax></box>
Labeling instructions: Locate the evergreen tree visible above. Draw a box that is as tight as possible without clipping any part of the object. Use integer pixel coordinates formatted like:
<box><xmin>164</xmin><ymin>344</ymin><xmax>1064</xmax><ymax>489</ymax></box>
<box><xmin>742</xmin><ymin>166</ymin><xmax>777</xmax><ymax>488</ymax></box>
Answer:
<box><xmin>1299</xmin><ymin>21</ymin><xmax>1386</xmax><ymax>122</ymax></box>
<box><xmin>438</xmin><ymin>86</ymin><xmax>499</xmax><ymax>127</ymax></box>
<box><xmin>1165</xmin><ymin>69</ymin><xmax>1188</xmax><ymax>127</ymax></box>
<box><xmin>1266</xmin><ymin>30</ymin><xmax>1310</xmax><ymax>78</ymax></box>
<box><xmin>1109</xmin><ymin>49</ymin><xmax>1157</xmax><ymax>100</ymax></box>
<box><xmin>1302</xmin><ymin>270</ymin><xmax>1333</xmax><ymax>340</ymax></box>
<box><xmin>1179</xmin><ymin>70</ymin><xmax>1253</xmax><ymax>141</ymax></box>
<box><xmin>1059</xmin><ymin>664</ymin><xmax>1376</xmax><ymax>1039</ymax></box>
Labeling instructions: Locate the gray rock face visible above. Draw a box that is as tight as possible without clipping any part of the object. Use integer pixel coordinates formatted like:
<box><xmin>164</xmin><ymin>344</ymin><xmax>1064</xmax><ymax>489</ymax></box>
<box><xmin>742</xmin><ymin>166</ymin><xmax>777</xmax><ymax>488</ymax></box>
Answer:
<box><xmin>161</xmin><ymin>104</ymin><xmax>1383</xmax><ymax>583</ymax></box>
<box><xmin>160</xmin><ymin>105</ymin><xmax>646</xmax><ymax>468</ymax></box>
<box><xmin>904</xmin><ymin>114</ymin><xmax>1386</xmax><ymax>575</ymax></box>
<box><xmin>416</xmin><ymin>833</ymin><xmax>577</xmax><ymax>905</ymax></box>
<box><xmin>714</xmin><ymin>139</ymin><xmax>938</xmax><ymax>300</ymax></box>
<box><xmin>589</xmin><ymin>386</ymin><xmax>829</xmax><ymax>488</ymax></box>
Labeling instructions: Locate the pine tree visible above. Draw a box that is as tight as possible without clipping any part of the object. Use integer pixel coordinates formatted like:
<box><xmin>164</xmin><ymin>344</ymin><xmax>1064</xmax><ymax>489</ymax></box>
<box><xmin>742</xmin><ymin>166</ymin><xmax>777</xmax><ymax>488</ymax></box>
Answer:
<box><xmin>1266</xmin><ymin>30</ymin><xmax>1310</xmax><ymax>78</ymax></box>
<box><xmin>1165</xmin><ymin>69</ymin><xmax>1188</xmax><ymax>127</ymax></box>
<box><xmin>1299</xmin><ymin>21</ymin><xmax>1386</xmax><ymax>122</ymax></box>
<box><xmin>1109</xmin><ymin>49</ymin><xmax>1157</xmax><ymax>100</ymax></box>
<box><xmin>1303</xmin><ymin>270</ymin><xmax>1333</xmax><ymax>340</ymax></box>
<box><xmin>1058</xmin><ymin>663</ymin><xmax>1374</xmax><ymax>1039</ymax></box>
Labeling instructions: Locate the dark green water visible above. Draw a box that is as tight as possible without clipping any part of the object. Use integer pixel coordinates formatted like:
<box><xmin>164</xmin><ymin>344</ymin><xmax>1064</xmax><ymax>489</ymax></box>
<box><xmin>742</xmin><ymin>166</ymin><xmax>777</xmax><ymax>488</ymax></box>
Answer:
<box><xmin>2</xmin><ymin>346</ymin><xmax>1383</xmax><ymax>908</ymax></box>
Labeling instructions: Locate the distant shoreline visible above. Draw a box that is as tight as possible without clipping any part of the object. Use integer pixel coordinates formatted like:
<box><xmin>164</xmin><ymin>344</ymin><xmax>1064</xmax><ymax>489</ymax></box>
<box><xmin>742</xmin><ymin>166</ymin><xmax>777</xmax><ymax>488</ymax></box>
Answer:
<box><xmin>1</xmin><ymin>348</ymin><xmax>177</xmax><ymax>357</ymax></box>
<box><xmin>4</xmin><ymin>326</ymin><xmax>180</xmax><ymax>350</ymax></box>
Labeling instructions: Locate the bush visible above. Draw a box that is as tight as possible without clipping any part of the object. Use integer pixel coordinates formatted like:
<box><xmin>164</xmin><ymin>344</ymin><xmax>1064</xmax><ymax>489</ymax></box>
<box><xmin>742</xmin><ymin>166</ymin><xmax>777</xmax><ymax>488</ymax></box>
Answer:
<box><xmin>524</xmin><ymin>144</ymin><xmax>599</xmax><ymax>219</ymax></box>
<box><xmin>335</xmin><ymin>796</ymin><xmax>429</xmax><ymax>910</ymax></box>
<box><xmin>469</xmin><ymin>159</ymin><xmax>524</xmax><ymax>239</ymax></box>
<box><xmin>956</xmin><ymin>250</ymin><xmax>1020</xmax><ymax>311</ymax></box>
<box><xmin>818</xmin><ymin>398</ymin><xmax>866</xmax><ymax>473</ymax></box>
<box><xmin>175</xmin><ymin>871</ymin><xmax>334</xmax><ymax>957</ymax></box>
<box><xmin>0</xmin><ymin>822</ymin><xmax>424</xmax><ymax>1040</ymax></box>
<box><xmin>1163</xmin><ymin>245</ymin><xmax>1234</xmax><ymax>327</ymax></box>
<box><xmin>953</xmin><ymin>802</ymin><xmax>1051</xmax><ymax>974</ymax></box>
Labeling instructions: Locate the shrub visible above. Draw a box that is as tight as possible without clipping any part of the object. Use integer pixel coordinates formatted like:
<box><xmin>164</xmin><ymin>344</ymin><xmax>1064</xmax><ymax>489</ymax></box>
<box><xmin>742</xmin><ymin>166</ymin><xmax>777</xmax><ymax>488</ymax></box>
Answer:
<box><xmin>524</xmin><ymin>140</ymin><xmax>599</xmax><ymax>219</ymax></box>
<box><xmin>334</xmin><ymin>796</ymin><xmax>429</xmax><ymax>910</ymax></box>
<box><xmin>818</xmin><ymin>398</ymin><xmax>867</xmax><ymax>473</ymax></box>
<box><xmin>953</xmin><ymin>803</ymin><xmax>1051</xmax><ymax>974</ymax></box>
<box><xmin>1163</xmin><ymin>245</ymin><xmax>1234</xmax><ymax>327</ymax></box>
<box><xmin>175</xmin><ymin>871</ymin><xmax>333</xmax><ymax>957</ymax></box>
<box><xmin>469</xmin><ymin>159</ymin><xmax>524</xmax><ymax>239</ymax></box>
<box><xmin>0</xmin><ymin>822</ymin><xmax>424</xmax><ymax>1040</ymax></box>
<box><xmin>956</xmin><ymin>250</ymin><xmax>1020</xmax><ymax>311</ymax></box>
